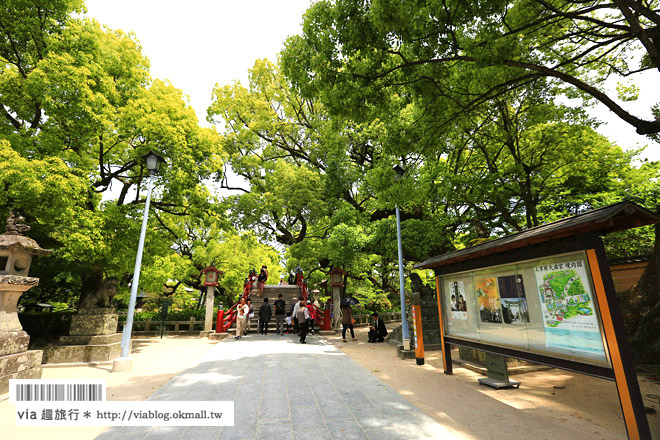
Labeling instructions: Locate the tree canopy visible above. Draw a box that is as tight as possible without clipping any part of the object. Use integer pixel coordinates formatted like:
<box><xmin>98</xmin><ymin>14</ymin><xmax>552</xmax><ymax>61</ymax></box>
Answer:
<box><xmin>282</xmin><ymin>0</ymin><xmax>660</xmax><ymax>138</ymax></box>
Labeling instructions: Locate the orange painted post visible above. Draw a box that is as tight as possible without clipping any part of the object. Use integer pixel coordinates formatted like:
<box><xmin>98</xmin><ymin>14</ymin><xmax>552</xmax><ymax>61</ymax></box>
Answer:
<box><xmin>322</xmin><ymin>308</ymin><xmax>331</xmax><ymax>330</ymax></box>
<box><xmin>411</xmin><ymin>292</ymin><xmax>424</xmax><ymax>365</ymax></box>
<box><xmin>587</xmin><ymin>248</ymin><xmax>651</xmax><ymax>440</ymax></box>
<box><xmin>216</xmin><ymin>310</ymin><xmax>224</xmax><ymax>333</ymax></box>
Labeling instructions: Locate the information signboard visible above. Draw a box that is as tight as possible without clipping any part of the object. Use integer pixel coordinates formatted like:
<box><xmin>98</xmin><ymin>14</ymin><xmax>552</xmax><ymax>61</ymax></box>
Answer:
<box><xmin>440</xmin><ymin>251</ymin><xmax>610</xmax><ymax>367</ymax></box>
<box><xmin>416</xmin><ymin>202</ymin><xmax>660</xmax><ymax>440</ymax></box>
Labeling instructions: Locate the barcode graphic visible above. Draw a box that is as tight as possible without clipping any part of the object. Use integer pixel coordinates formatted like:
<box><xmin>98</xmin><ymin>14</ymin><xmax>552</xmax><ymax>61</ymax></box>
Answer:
<box><xmin>10</xmin><ymin>381</ymin><xmax>105</xmax><ymax>402</ymax></box>
<box><xmin>15</xmin><ymin>384</ymin><xmax>65</xmax><ymax>401</ymax></box>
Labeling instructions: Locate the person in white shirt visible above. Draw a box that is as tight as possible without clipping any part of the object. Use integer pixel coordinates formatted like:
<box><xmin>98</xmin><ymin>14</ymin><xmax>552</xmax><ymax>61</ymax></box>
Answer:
<box><xmin>291</xmin><ymin>296</ymin><xmax>303</xmax><ymax>333</ymax></box>
<box><xmin>235</xmin><ymin>298</ymin><xmax>249</xmax><ymax>339</ymax></box>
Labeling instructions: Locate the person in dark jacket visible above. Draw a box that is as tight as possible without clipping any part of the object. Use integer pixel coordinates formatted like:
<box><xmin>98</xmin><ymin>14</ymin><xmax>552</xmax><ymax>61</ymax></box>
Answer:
<box><xmin>274</xmin><ymin>294</ymin><xmax>286</xmax><ymax>335</ymax></box>
<box><xmin>368</xmin><ymin>312</ymin><xmax>388</xmax><ymax>343</ymax></box>
<box><xmin>258</xmin><ymin>297</ymin><xmax>272</xmax><ymax>335</ymax></box>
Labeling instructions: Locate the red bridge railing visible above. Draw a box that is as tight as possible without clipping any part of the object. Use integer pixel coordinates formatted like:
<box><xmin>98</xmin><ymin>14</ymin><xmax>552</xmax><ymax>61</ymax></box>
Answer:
<box><xmin>314</xmin><ymin>304</ymin><xmax>331</xmax><ymax>331</ymax></box>
<box><xmin>214</xmin><ymin>269</ymin><xmax>255</xmax><ymax>333</ymax></box>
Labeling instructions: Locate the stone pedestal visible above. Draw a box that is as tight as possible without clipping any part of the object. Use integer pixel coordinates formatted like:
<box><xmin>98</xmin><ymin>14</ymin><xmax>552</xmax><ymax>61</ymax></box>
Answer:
<box><xmin>43</xmin><ymin>308</ymin><xmax>125</xmax><ymax>364</ymax></box>
<box><xmin>0</xmin><ymin>280</ymin><xmax>44</xmax><ymax>398</ymax></box>
<box><xmin>208</xmin><ymin>332</ymin><xmax>228</xmax><ymax>341</ymax></box>
<box><xmin>0</xmin><ymin>212</ymin><xmax>52</xmax><ymax>398</ymax></box>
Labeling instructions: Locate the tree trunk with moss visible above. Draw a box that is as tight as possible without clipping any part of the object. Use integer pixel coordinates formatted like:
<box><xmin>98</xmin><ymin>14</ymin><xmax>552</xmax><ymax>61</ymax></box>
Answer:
<box><xmin>619</xmin><ymin>210</ymin><xmax>660</xmax><ymax>364</ymax></box>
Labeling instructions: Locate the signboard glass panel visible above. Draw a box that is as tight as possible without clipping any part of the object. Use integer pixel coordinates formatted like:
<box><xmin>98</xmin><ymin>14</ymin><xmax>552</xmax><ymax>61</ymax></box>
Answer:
<box><xmin>440</xmin><ymin>251</ymin><xmax>610</xmax><ymax>367</ymax></box>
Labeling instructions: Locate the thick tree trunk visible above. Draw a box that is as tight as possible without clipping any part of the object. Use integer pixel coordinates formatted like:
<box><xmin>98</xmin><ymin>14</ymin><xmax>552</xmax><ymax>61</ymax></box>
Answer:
<box><xmin>619</xmin><ymin>210</ymin><xmax>660</xmax><ymax>364</ymax></box>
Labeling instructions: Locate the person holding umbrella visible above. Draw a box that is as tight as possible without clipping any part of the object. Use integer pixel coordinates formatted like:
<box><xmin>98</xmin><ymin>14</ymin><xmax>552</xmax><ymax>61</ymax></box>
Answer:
<box><xmin>340</xmin><ymin>296</ymin><xmax>358</xmax><ymax>342</ymax></box>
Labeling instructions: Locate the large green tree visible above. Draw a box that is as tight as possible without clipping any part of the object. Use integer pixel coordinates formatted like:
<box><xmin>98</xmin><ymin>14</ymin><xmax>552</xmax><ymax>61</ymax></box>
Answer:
<box><xmin>0</xmin><ymin>1</ymin><xmax>223</xmax><ymax>306</ymax></box>
<box><xmin>282</xmin><ymin>0</ymin><xmax>660</xmax><ymax>136</ymax></box>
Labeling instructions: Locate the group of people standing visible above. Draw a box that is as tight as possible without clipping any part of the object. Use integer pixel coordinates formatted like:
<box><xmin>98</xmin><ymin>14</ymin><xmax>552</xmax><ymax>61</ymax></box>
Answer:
<box><xmin>234</xmin><ymin>293</ymin><xmax>318</xmax><ymax>344</ymax></box>
<box><xmin>247</xmin><ymin>265</ymin><xmax>268</xmax><ymax>297</ymax></box>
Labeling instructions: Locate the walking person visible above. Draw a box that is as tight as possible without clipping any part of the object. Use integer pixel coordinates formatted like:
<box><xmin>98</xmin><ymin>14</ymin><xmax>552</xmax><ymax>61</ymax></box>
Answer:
<box><xmin>306</xmin><ymin>300</ymin><xmax>316</xmax><ymax>335</ymax></box>
<box><xmin>257</xmin><ymin>265</ymin><xmax>268</xmax><ymax>297</ymax></box>
<box><xmin>297</xmin><ymin>298</ymin><xmax>310</xmax><ymax>344</ymax></box>
<box><xmin>341</xmin><ymin>304</ymin><xmax>356</xmax><ymax>342</ymax></box>
<box><xmin>246</xmin><ymin>298</ymin><xmax>254</xmax><ymax>335</ymax></box>
<box><xmin>291</xmin><ymin>296</ymin><xmax>301</xmax><ymax>333</ymax></box>
<box><xmin>258</xmin><ymin>297</ymin><xmax>272</xmax><ymax>335</ymax></box>
<box><xmin>274</xmin><ymin>294</ymin><xmax>286</xmax><ymax>335</ymax></box>
<box><xmin>285</xmin><ymin>313</ymin><xmax>292</xmax><ymax>333</ymax></box>
<box><xmin>235</xmin><ymin>298</ymin><xmax>249</xmax><ymax>339</ymax></box>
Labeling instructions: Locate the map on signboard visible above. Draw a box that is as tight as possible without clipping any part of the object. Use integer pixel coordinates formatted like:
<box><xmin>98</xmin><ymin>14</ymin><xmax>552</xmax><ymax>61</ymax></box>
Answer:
<box><xmin>447</xmin><ymin>280</ymin><xmax>468</xmax><ymax>320</ymax></box>
<box><xmin>534</xmin><ymin>260</ymin><xmax>606</xmax><ymax>356</ymax></box>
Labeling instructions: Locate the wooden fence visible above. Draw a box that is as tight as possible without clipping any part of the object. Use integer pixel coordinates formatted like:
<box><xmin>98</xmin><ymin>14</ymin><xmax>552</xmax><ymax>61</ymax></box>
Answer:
<box><xmin>118</xmin><ymin>317</ymin><xmax>207</xmax><ymax>333</ymax></box>
<box><xmin>117</xmin><ymin>311</ymin><xmax>403</xmax><ymax>333</ymax></box>
<box><xmin>351</xmin><ymin>311</ymin><xmax>402</xmax><ymax>327</ymax></box>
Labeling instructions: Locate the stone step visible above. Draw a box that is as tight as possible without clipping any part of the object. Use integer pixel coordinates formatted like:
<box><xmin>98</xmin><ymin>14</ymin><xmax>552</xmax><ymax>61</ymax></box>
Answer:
<box><xmin>223</xmin><ymin>285</ymin><xmax>305</xmax><ymax>330</ymax></box>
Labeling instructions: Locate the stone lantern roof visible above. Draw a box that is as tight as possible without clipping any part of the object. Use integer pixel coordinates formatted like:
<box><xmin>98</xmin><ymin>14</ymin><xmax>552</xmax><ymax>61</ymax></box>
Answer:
<box><xmin>0</xmin><ymin>211</ymin><xmax>51</xmax><ymax>256</ymax></box>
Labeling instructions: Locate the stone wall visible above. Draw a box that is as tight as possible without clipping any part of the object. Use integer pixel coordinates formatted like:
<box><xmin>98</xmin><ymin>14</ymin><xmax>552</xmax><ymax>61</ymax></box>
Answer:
<box><xmin>18</xmin><ymin>312</ymin><xmax>73</xmax><ymax>346</ymax></box>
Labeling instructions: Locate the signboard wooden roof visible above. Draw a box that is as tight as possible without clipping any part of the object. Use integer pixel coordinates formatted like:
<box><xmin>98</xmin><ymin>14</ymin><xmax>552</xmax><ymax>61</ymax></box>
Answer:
<box><xmin>415</xmin><ymin>201</ymin><xmax>660</xmax><ymax>271</ymax></box>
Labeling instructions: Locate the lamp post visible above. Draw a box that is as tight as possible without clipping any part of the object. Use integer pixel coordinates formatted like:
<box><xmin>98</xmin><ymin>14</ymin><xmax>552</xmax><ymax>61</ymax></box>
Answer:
<box><xmin>114</xmin><ymin>150</ymin><xmax>165</xmax><ymax>372</ymax></box>
<box><xmin>393</xmin><ymin>164</ymin><xmax>411</xmax><ymax>351</ymax></box>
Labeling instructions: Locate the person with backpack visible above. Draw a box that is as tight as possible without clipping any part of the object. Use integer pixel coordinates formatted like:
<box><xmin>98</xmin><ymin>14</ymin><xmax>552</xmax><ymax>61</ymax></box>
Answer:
<box><xmin>296</xmin><ymin>298</ymin><xmax>311</xmax><ymax>344</ymax></box>
<box><xmin>257</xmin><ymin>265</ymin><xmax>268</xmax><ymax>297</ymax></box>
<box><xmin>291</xmin><ymin>296</ymin><xmax>303</xmax><ymax>334</ymax></box>
<box><xmin>274</xmin><ymin>293</ymin><xmax>286</xmax><ymax>335</ymax></box>
<box><xmin>258</xmin><ymin>297</ymin><xmax>272</xmax><ymax>335</ymax></box>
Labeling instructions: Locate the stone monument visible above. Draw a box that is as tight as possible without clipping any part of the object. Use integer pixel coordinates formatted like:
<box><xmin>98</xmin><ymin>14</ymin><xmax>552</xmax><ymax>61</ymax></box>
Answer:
<box><xmin>390</xmin><ymin>273</ymin><xmax>442</xmax><ymax>349</ymax></box>
<box><xmin>409</xmin><ymin>273</ymin><xmax>443</xmax><ymax>346</ymax></box>
<box><xmin>0</xmin><ymin>210</ymin><xmax>51</xmax><ymax>397</ymax></box>
<box><xmin>43</xmin><ymin>277</ymin><xmax>125</xmax><ymax>364</ymax></box>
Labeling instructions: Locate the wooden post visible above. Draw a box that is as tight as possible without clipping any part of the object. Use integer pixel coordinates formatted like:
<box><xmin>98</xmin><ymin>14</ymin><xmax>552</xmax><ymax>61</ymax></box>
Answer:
<box><xmin>323</xmin><ymin>309</ymin><xmax>331</xmax><ymax>330</ymax></box>
<box><xmin>216</xmin><ymin>310</ymin><xmax>224</xmax><ymax>333</ymax></box>
<box><xmin>412</xmin><ymin>292</ymin><xmax>424</xmax><ymax>365</ymax></box>
<box><xmin>435</xmin><ymin>275</ymin><xmax>452</xmax><ymax>374</ymax></box>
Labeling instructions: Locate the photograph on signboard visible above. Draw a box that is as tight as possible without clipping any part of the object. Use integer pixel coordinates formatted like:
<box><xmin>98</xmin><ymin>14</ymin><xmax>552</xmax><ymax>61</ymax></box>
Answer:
<box><xmin>447</xmin><ymin>280</ymin><xmax>468</xmax><ymax>320</ymax></box>
<box><xmin>476</xmin><ymin>277</ymin><xmax>502</xmax><ymax>323</ymax></box>
<box><xmin>535</xmin><ymin>260</ymin><xmax>605</xmax><ymax>356</ymax></box>
<box><xmin>498</xmin><ymin>275</ymin><xmax>529</xmax><ymax>325</ymax></box>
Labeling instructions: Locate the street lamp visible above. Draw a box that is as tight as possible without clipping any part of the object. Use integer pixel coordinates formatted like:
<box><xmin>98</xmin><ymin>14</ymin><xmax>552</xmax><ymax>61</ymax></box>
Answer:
<box><xmin>113</xmin><ymin>150</ymin><xmax>166</xmax><ymax>371</ymax></box>
<box><xmin>393</xmin><ymin>164</ymin><xmax>411</xmax><ymax>351</ymax></box>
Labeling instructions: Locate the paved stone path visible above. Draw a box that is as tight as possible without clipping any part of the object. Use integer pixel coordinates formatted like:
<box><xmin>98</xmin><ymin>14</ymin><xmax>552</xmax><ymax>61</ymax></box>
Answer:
<box><xmin>96</xmin><ymin>334</ymin><xmax>454</xmax><ymax>440</ymax></box>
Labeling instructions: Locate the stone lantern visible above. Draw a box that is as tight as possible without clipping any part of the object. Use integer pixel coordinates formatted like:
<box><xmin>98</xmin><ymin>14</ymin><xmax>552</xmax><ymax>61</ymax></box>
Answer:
<box><xmin>200</xmin><ymin>265</ymin><xmax>223</xmax><ymax>337</ymax></box>
<box><xmin>327</xmin><ymin>267</ymin><xmax>346</xmax><ymax>330</ymax></box>
<box><xmin>0</xmin><ymin>211</ymin><xmax>51</xmax><ymax>397</ymax></box>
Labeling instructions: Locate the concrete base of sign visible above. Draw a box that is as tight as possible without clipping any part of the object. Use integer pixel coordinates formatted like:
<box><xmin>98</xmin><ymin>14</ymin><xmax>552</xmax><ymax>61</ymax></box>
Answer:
<box><xmin>208</xmin><ymin>332</ymin><xmax>228</xmax><ymax>341</ymax></box>
<box><xmin>111</xmin><ymin>356</ymin><xmax>133</xmax><ymax>372</ymax></box>
<box><xmin>478</xmin><ymin>377</ymin><xmax>520</xmax><ymax>389</ymax></box>
<box><xmin>199</xmin><ymin>330</ymin><xmax>213</xmax><ymax>338</ymax></box>
<box><xmin>318</xmin><ymin>330</ymin><xmax>336</xmax><ymax>336</ymax></box>
<box><xmin>397</xmin><ymin>345</ymin><xmax>415</xmax><ymax>360</ymax></box>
